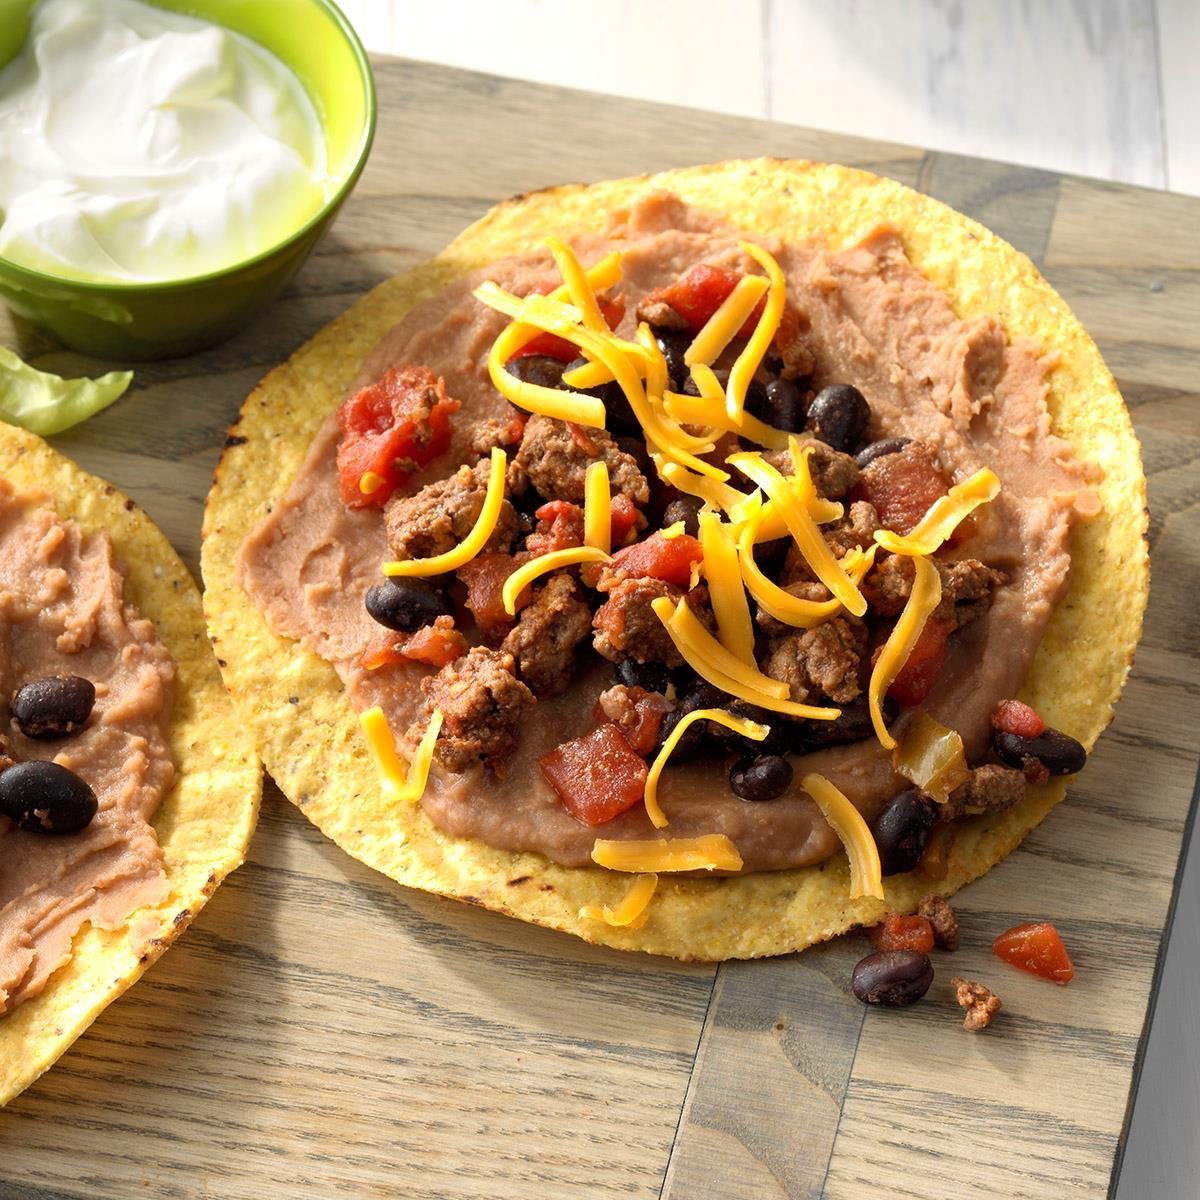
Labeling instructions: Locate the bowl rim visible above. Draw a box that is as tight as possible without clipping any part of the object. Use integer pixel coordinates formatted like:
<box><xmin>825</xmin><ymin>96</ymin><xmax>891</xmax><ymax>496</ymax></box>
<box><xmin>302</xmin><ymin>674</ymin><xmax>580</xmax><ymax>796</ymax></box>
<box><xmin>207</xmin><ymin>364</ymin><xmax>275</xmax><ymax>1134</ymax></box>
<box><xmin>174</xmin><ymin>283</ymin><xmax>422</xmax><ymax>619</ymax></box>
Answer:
<box><xmin>0</xmin><ymin>0</ymin><xmax>378</xmax><ymax>296</ymax></box>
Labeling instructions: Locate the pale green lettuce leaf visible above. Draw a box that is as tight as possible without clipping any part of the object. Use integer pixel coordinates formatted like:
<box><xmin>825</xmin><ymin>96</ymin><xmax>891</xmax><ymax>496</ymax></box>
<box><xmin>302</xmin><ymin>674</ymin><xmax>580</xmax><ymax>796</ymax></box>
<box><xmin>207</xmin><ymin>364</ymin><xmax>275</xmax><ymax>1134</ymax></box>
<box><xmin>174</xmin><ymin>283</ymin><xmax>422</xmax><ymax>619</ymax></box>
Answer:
<box><xmin>0</xmin><ymin>346</ymin><xmax>132</xmax><ymax>436</ymax></box>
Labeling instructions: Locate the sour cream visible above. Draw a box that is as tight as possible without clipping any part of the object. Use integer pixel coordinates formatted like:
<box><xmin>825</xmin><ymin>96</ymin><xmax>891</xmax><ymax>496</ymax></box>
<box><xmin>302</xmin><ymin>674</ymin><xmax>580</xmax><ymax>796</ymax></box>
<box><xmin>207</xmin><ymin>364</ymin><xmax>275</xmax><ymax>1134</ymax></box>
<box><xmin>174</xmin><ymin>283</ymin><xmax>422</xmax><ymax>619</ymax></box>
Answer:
<box><xmin>0</xmin><ymin>0</ymin><xmax>331</xmax><ymax>283</ymax></box>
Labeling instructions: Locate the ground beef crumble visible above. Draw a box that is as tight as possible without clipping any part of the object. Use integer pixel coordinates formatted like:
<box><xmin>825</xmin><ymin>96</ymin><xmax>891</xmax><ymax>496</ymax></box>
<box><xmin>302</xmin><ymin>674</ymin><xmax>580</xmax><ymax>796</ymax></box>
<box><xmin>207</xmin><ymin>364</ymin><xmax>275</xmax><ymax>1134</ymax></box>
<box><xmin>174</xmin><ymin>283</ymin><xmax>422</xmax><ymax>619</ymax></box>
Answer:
<box><xmin>500</xmin><ymin>574</ymin><xmax>593</xmax><ymax>698</ymax></box>
<box><xmin>764</xmin><ymin>439</ymin><xmax>861</xmax><ymax>500</ymax></box>
<box><xmin>592</xmin><ymin>579</ymin><xmax>710</xmax><ymax>667</ymax></box>
<box><xmin>863</xmin><ymin>553</ymin><xmax>1006</xmax><ymax>629</ymax></box>
<box><xmin>918</xmin><ymin>893</ymin><xmax>960</xmax><ymax>950</ymax></box>
<box><xmin>515</xmin><ymin>414</ymin><xmax>650</xmax><ymax>505</ymax></box>
<box><xmin>762</xmin><ymin>616</ymin><xmax>866</xmax><ymax>704</ymax></box>
<box><xmin>940</xmin><ymin>764</ymin><xmax>1026</xmax><ymax>820</ymax></box>
<box><xmin>409</xmin><ymin>646</ymin><xmax>535</xmax><ymax>773</ymax></box>
<box><xmin>950</xmin><ymin>976</ymin><xmax>1001</xmax><ymax>1031</ymax></box>
<box><xmin>385</xmin><ymin>459</ymin><xmax>518</xmax><ymax>561</ymax></box>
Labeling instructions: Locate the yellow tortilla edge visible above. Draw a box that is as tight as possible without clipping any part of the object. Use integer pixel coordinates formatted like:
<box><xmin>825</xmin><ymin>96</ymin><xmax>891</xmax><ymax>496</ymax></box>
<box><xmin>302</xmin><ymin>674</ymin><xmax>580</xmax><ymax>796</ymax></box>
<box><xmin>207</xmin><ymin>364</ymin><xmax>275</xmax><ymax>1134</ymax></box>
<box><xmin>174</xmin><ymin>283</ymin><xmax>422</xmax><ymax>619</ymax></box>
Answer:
<box><xmin>200</xmin><ymin>157</ymin><xmax>1147</xmax><ymax>961</ymax></box>
<box><xmin>0</xmin><ymin>422</ymin><xmax>262</xmax><ymax>1103</ymax></box>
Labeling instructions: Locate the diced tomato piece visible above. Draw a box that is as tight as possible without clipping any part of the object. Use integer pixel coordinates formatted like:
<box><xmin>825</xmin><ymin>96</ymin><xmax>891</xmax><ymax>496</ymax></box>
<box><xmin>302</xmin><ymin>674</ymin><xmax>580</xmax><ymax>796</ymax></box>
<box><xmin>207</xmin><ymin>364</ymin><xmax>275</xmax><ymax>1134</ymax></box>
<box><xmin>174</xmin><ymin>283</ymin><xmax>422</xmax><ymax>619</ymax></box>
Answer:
<box><xmin>641</xmin><ymin>264</ymin><xmax>748</xmax><ymax>333</ymax></box>
<box><xmin>992</xmin><ymin>922</ymin><xmax>1075</xmax><ymax>984</ymax></box>
<box><xmin>855</xmin><ymin>444</ymin><xmax>950</xmax><ymax>535</ymax></box>
<box><xmin>868</xmin><ymin>914</ymin><xmax>936</xmax><ymax>954</ymax></box>
<box><xmin>594</xmin><ymin>686</ymin><xmax>675</xmax><ymax>757</ymax></box>
<box><xmin>360</xmin><ymin>617</ymin><xmax>467</xmax><ymax>671</ymax></box>
<box><xmin>611</xmin><ymin>531</ymin><xmax>703</xmax><ymax>587</ymax></box>
<box><xmin>539</xmin><ymin>723</ymin><xmax>649</xmax><ymax>826</ymax></box>
<box><xmin>336</xmin><ymin>364</ymin><xmax>460</xmax><ymax>508</ymax></box>
<box><xmin>458</xmin><ymin>553</ymin><xmax>531</xmax><ymax>633</ymax></box>
<box><xmin>527</xmin><ymin>501</ymin><xmax>585</xmax><ymax>557</ymax></box>
<box><xmin>609</xmin><ymin>493</ymin><xmax>641</xmax><ymax>545</ymax></box>
<box><xmin>508</xmin><ymin>292</ymin><xmax>626</xmax><ymax>363</ymax></box>
<box><xmin>992</xmin><ymin>699</ymin><xmax>1047</xmax><ymax>738</ymax></box>
<box><xmin>888</xmin><ymin>617</ymin><xmax>953</xmax><ymax>708</ymax></box>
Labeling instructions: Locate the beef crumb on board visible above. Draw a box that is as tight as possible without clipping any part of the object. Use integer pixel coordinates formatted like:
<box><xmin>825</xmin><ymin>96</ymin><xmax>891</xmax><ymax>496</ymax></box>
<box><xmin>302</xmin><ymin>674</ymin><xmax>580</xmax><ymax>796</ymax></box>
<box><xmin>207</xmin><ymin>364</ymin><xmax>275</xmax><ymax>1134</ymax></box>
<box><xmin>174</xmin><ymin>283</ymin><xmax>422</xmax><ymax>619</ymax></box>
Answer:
<box><xmin>408</xmin><ymin>646</ymin><xmax>535</xmax><ymax>773</ymax></box>
<box><xmin>918</xmin><ymin>893</ymin><xmax>960</xmax><ymax>951</ymax></box>
<box><xmin>950</xmin><ymin>976</ymin><xmax>1001</xmax><ymax>1031</ymax></box>
<box><xmin>514</xmin><ymin>414</ymin><xmax>650</xmax><ymax>504</ymax></box>
<box><xmin>500</xmin><ymin>575</ymin><xmax>593</xmax><ymax>698</ymax></box>
<box><xmin>385</xmin><ymin>459</ymin><xmax>519</xmax><ymax>561</ymax></box>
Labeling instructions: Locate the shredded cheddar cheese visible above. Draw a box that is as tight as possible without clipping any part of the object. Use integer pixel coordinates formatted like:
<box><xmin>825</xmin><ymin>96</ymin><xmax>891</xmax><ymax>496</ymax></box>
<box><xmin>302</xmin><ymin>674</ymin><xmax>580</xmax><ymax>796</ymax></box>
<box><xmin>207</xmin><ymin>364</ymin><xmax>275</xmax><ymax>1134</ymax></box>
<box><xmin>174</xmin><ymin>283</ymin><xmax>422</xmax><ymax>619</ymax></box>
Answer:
<box><xmin>579</xmin><ymin>873</ymin><xmax>659</xmax><ymax>928</ymax></box>
<box><xmin>684</xmin><ymin>274</ymin><xmax>770</xmax><ymax>367</ymax></box>
<box><xmin>546</xmin><ymin>236</ymin><xmax>608</xmax><ymax>332</ymax></box>
<box><xmin>867</xmin><ymin>555</ymin><xmax>943</xmax><ymax>749</ymax></box>
<box><xmin>663</xmin><ymin>387</ymin><xmax>789</xmax><ymax>451</ymax></box>
<box><xmin>643</xmin><ymin>707</ymin><xmax>769</xmax><ymax>828</ymax></box>
<box><xmin>874</xmin><ymin>466</ymin><xmax>1001</xmax><ymax>556</ymax></box>
<box><xmin>698</xmin><ymin>508</ymin><xmax>756</xmax><ymax>664</ymax></box>
<box><xmin>656</xmin><ymin>458</ymin><xmax>760</xmax><ymax>521</ymax></box>
<box><xmin>502</xmin><ymin>545</ymin><xmax>610</xmax><ymax>615</ymax></box>
<box><xmin>592</xmin><ymin>834</ymin><xmax>744</xmax><ymax>873</ymax></box>
<box><xmin>361</xmin><ymin>706</ymin><xmax>444</xmax><ymax>803</ymax></box>
<box><xmin>359</xmin><ymin>470</ymin><xmax>386</xmax><ymax>497</ymax></box>
<box><xmin>725</xmin><ymin>241</ymin><xmax>786</xmax><ymax>425</ymax></box>
<box><xmin>801</xmin><ymin>773</ymin><xmax>884</xmax><ymax>900</ymax></box>
<box><xmin>660</xmin><ymin>520</ymin><xmax>686</xmax><ymax>539</ymax></box>
<box><xmin>583</xmin><ymin>460</ymin><xmax>612</xmax><ymax>553</ymax></box>
<box><xmin>650</xmin><ymin>595</ymin><xmax>841</xmax><ymax>721</ymax></box>
<box><xmin>383</xmin><ymin>448</ymin><xmax>507</xmax><ymax>577</ymax></box>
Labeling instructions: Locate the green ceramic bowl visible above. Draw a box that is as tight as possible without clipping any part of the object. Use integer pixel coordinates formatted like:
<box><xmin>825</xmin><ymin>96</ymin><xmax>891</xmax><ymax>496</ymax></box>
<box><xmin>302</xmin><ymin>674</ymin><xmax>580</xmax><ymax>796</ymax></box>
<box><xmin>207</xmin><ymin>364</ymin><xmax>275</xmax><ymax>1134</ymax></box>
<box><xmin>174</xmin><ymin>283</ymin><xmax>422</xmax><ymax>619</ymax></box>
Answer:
<box><xmin>0</xmin><ymin>0</ymin><xmax>376</xmax><ymax>360</ymax></box>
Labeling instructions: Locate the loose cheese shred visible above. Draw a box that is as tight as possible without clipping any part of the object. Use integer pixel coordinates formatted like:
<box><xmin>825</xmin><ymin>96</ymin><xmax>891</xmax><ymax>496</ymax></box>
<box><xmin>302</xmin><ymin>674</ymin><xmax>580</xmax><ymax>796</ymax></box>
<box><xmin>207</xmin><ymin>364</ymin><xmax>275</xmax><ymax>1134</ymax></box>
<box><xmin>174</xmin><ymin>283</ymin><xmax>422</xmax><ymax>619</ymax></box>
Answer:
<box><xmin>725</xmin><ymin>242</ymin><xmax>786</xmax><ymax>425</ymax></box>
<box><xmin>729</xmin><ymin>448</ymin><xmax>867</xmax><ymax>616</ymax></box>
<box><xmin>660</xmin><ymin>520</ymin><xmax>686</xmax><ymax>539</ymax></box>
<box><xmin>874</xmin><ymin>466</ymin><xmax>1002</xmax><ymax>556</ymax></box>
<box><xmin>684</xmin><ymin>274</ymin><xmax>770</xmax><ymax>368</ymax></box>
<box><xmin>502</xmin><ymin>545</ymin><xmax>610</xmax><ymax>615</ymax></box>
<box><xmin>643</xmin><ymin>707</ymin><xmax>769</xmax><ymax>828</ymax></box>
<box><xmin>698</xmin><ymin>509</ymin><xmax>756</xmax><ymax>664</ymax></box>
<box><xmin>592</xmin><ymin>833</ymin><xmax>744</xmax><ymax>873</ymax></box>
<box><xmin>650</xmin><ymin>595</ymin><xmax>841</xmax><ymax>721</ymax></box>
<box><xmin>583</xmin><ymin>460</ymin><xmax>611</xmax><ymax>553</ymax></box>
<box><xmin>740</xmin><ymin>516</ymin><xmax>878</xmax><ymax>628</ymax></box>
<box><xmin>361</xmin><ymin>706</ymin><xmax>444</xmax><ymax>803</ymax></box>
<box><xmin>801</xmin><ymin>773</ymin><xmax>884</xmax><ymax>900</ymax></box>
<box><xmin>579</xmin><ymin>873</ymin><xmax>659</xmax><ymax>928</ymax></box>
<box><xmin>383</xmin><ymin>448</ymin><xmax>507</xmax><ymax>577</ymax></box>
<box><xmin>868</xmin><ymin>555</ymin><xmax>943</xmax><ymax>749</ymax></box>
<box><xmin>359</xmin><ymin>470</ymin><xmax>386</xmax><ymax>496</ymax></box>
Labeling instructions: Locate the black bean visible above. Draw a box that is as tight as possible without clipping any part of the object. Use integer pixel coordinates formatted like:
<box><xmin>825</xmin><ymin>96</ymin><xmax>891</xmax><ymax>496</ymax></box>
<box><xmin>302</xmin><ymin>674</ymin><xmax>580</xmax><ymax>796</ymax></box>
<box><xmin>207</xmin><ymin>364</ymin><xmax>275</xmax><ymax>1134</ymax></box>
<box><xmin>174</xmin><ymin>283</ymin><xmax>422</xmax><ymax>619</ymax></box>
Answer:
<box><xmin>613</xmin><ymin>659</ymin><xmax>670</xmax><ymax>694</ymax></box>
<box><xmin>0</xmin><ymin>760</ymin><xmax>98</xmax><ymax>834</ymax></box>
<box><xmin>682</xmin><ymin>366</ymin><xmax>728</xmax><ymax>398</ymax></box>
<box><xmin>563</xmin><ymin>357</ymin><xmax>639</xmax><ymax>434</ymax></box>
<box><xmin>994</xmin><ymin>727</ymin><xmax>1087</xmax><ymax>776</ymax></box>
<box><xmin>365</xmin><ymin>577</ymin><xmax>452</xmax><ymax>632</ymax></box>
<box><xmin>11</xmin><ymin>676</ymin><xmax>96</xmax><ymax>740</ymax></box>
<box><xmin>505</xmin><ymin>354</ymin><xmax>567</xmax><ymax>390</ymax></box>
<box><xmin>723</xmin><ymin>701</ymin><xmax>794</xmax><ymax>756</ymax></box>
<box><xmin>746</xmin><ymin>378</ymin><xmax>806</xmax><ymax>432</ymax></box>
<box><xmin>729</xmin><ymin>754</ymin><xmax>794</xmax><ymax>802</ymax></box>
<box><xmin>654</xmin><ymin>329</ymin><xmax>692</xmax><ymax>390</ymax></box>
<box><xmin>655</xmin><ymin>682</ymin><xmax>731</xmax><ymax>762</ymax></box>
<box><xmin>807</xmin><ymin>384</ymin><xmax>871</xmax><ymax>453</ymax></box>
<box><xmin>790</xmin><ymin>696</ymin><xmax>893</xmax><ymax>754</ymax></box>
<box><xmin>871</xmin><ymin>788</ymin><xmax>937</xmax><ymax>876</ymax></box>
<box><xmin>851</xmin><ymin>950</ymin><xmax>934</xmax><ymax>1007</ymax></box>
<box><xmin>854</xmin><ymin>437</ymin><xmax>912</xmax><ymax>469</ymax></box>
<box><xmin>662</xmin><ymin>496</ymin><xmax>703</xmax><ymax>538</ymax></box>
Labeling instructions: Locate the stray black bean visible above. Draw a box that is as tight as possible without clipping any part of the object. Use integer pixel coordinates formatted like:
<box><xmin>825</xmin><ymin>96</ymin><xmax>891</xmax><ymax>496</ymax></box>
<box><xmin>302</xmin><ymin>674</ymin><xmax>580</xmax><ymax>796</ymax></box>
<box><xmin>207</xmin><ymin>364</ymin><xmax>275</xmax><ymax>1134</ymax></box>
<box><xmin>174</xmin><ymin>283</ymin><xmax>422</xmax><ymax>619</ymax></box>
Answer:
<box><xmin>12</xmin><ymin>675</ymin><xmax>96</xmax><ymax>740</ymax></box>
<box><xmin>994</xmin><ymin>727</ymin><xmax>1087</xmax><ymax>776</ymax></box>
<box><xmin>807</xmin><ymin>383</ymin><xmax>871</xmax><ymax>453</ymax></box>
<box><xmin>729</xmin><ymin>754</ymin><xmax>793</xmax><ymax>802</ymax></box>
<box><xmin>855</xmin><ymin>437</ymin><xmax>912</xmax><ymax>469</ymax></box>
<box><xmin>871</xmin><ymin>789</ymin><xmax>937</xmax><ymax>875</ymax></box>
<box><xmin>365</xmin><ymin>578</ymin><xmax>452</xmax><ymax>633</ymax></box>
<box><xmin>0</xmin><ymin>760</ymin><xmax>98</xmax><ymax>834</ymax></box>
<box><xmin>851</xmin><ymin>950</ymin><xmax>934</xmax><ymax>1006</ymax></box>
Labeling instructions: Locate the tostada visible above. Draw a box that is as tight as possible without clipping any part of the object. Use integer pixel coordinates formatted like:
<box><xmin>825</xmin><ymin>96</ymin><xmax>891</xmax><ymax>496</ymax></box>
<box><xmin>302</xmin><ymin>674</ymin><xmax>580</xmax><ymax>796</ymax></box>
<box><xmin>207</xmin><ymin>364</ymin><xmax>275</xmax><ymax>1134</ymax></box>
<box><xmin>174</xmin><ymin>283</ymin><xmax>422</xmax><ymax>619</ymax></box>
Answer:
<box><xmin>0</xmin><ymin>423</ymin><xmax>260</xmax><ymax>1102</ymax></box>
<box><xmin>202</xmin><ymin>159</ymin><xmax>1146</xmax><ymax>960</ymax></box>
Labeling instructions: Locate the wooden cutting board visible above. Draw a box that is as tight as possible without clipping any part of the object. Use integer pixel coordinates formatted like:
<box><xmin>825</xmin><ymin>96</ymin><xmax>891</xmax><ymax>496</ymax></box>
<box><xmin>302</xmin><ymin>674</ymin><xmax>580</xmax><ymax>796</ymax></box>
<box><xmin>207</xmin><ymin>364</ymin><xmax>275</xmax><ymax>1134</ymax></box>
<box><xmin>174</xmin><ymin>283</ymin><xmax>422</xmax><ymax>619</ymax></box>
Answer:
<box><xmin>0</xmin><ymin>58</ymin><xmax>1196</xmax><ymax>1200</ymax></box>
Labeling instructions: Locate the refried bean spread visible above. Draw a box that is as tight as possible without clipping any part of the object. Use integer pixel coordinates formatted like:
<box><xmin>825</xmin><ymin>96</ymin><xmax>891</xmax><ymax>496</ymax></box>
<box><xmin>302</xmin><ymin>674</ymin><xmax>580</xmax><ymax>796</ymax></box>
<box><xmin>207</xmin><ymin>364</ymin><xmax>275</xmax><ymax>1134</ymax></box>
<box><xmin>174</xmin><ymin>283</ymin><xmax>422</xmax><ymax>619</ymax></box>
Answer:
<box><xmin>0</xmin><ymin>478</ymin><xmax>174</xmax><ymax>1013</ymax></box>
<box><xmin>239</xmin><ymin>194</ymin><xmax>1093</xmax><ymax>873</ymax></box>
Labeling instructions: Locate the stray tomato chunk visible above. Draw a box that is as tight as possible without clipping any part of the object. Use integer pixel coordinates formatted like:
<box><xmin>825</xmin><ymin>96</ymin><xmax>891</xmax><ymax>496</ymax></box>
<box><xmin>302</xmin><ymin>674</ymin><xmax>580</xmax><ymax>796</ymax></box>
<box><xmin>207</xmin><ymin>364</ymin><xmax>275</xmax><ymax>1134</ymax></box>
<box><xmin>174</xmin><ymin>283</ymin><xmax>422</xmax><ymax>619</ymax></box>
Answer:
<box><xmin>336</xmin><ymin>364</ymin><xmax>460</xmax><ymax>508</ymax></box>
<box><xmin>539</xmin><ymin>724</ymin><xmax>649</xmax><ymax>826</ymax></box>
<box><xmin>992</xmin><ymin>922</ymin><xmax>1075</xmax><ymax>984</ymax></box>
<box><xmin>611</xmin><ymin>531</ymin><xmax>702</xmax><ymax>587</ymax></box>
<box><xmin>992</xmin><ymin>699</ymin><xmax>1047</xmax><ymax>738</ymax></box>
<box><xmin>509</xmin><ymin>293</ymin><xmax>626</xmax><ymax>363</ymax></box>
<box><xmin>609</xmin><ymin>493</ymin><xmax>640</xmax><ymax>545</ymax></box>
<box><xmin>527</xmin><ymin>501</ymin><xmax>585</xmax><ymax>557</ymax></box>
<box><xmin>888</xmin><ymin>617</ymin><xmax>953</xmax><ymax>708</ymax></box>
<box><xmin>458</xmin><ymin>553</ymin><xmax>531</xmax><ymax>635</ymax></box>
<box><xmin>362</xmin><ymin>615</ymin><xmax>467</xmax><ymax>670</ymax></box>
<box><xmin>868</xmin><ymin>914</ymin><xmax>936</xmax><ymax>954</ymax></box>
<box><xmin>855</xmin><ymin>442</ymin><xmax>950</xmax><ymax>535</ymax></box>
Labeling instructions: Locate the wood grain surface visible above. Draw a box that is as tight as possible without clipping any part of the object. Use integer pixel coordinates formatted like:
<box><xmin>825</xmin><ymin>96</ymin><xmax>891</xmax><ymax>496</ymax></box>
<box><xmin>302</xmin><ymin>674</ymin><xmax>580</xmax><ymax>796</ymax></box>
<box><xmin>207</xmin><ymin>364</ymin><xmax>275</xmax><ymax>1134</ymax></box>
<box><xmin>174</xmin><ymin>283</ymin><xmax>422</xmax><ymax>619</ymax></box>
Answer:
<box><xmin>0</xmin><ymin>58</ymin><xmax>1196</xmax><ymax>1200</ymax></box>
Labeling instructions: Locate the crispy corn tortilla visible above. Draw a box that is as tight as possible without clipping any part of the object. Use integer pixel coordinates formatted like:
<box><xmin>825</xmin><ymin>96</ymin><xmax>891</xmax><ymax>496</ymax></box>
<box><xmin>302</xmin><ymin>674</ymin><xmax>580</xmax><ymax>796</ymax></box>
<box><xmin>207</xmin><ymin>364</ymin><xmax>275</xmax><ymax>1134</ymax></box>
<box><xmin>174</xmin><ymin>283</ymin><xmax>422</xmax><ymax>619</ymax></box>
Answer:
<box><xmin>201</xmin><ymin>159</ymin><xmax>1147</xmax><ymax>961</ymax></box>
<box><xmin>0</xmin><ymin>423</ymin><xmax>261</xmax><ymax>1102</ymax></box>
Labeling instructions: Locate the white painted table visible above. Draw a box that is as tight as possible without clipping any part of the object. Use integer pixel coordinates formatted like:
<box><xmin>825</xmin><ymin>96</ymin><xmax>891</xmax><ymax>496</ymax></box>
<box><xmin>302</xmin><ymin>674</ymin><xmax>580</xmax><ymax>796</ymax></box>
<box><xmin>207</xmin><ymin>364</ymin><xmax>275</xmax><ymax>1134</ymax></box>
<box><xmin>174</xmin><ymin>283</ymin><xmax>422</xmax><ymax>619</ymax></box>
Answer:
<box><xmin>314</xmin><ymin>3</ymin><xmax>1200</xmax><ymax>1195</ymax></box>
